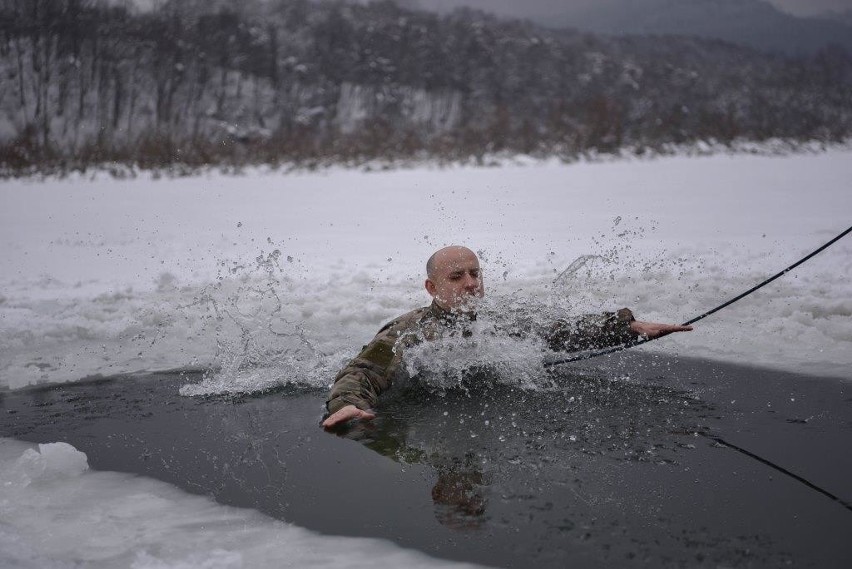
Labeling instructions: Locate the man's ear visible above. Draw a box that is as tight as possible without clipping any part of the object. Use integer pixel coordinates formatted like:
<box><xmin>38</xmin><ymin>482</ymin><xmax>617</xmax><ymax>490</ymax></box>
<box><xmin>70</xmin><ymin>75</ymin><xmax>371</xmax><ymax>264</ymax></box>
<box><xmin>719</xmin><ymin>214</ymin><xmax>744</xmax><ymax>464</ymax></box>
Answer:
<box><xmin>425</xmin><ymin>278</ymin><xmax>436</xmax><ymax>297</ymax></box>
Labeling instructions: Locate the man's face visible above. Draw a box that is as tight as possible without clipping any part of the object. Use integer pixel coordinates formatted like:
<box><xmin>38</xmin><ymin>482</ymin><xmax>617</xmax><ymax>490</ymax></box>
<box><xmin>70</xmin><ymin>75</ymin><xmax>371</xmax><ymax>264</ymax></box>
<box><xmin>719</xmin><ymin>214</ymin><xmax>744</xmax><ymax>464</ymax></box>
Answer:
<box><xmin>425</xmin><ymin>247</ymin><xmax>485</xmax><ymax>312</ymax></box>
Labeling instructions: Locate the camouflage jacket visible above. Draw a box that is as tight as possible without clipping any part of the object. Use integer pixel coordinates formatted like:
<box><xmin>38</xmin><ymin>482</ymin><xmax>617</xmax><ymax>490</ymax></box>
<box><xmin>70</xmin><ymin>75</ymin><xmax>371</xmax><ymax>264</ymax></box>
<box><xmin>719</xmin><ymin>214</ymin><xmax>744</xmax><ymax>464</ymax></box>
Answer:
<box><xmin>326</xmin><ymin>301</ymin><xmax>639</xmax><ymax>414</ymax></box>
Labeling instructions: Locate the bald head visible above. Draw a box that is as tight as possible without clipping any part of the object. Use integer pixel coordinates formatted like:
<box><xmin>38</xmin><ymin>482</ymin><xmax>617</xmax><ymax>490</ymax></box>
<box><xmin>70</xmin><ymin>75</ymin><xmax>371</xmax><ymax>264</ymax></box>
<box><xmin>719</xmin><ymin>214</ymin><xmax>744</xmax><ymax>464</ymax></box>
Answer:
<box><xmin>425</xmin><ymin>246</ymin><xmax>484</xmax><ymax>311</ymax></box>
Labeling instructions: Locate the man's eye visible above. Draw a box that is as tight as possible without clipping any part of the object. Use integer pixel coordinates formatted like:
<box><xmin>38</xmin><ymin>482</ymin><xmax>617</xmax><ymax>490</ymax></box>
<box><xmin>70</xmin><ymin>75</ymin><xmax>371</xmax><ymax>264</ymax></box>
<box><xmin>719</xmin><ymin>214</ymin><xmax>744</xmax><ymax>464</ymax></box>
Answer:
<box><xmin>449</xmin><ymin>274</ymin><xmax>462</xmax><ymax>280</ymax></box>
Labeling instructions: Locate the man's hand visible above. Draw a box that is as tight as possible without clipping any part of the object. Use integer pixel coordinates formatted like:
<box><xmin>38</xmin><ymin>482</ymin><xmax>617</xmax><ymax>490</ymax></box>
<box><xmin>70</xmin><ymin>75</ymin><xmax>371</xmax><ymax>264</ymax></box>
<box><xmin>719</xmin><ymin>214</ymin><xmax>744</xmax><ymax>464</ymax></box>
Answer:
<box><xmin>321</xmin><ymin>404</ymin><xmax>376</xmax><ymax>429</ymax></box>
<box><xmin>629</xmin><ymin>320</ymin><xmax>693</xmax><ymax>339</ymax></box>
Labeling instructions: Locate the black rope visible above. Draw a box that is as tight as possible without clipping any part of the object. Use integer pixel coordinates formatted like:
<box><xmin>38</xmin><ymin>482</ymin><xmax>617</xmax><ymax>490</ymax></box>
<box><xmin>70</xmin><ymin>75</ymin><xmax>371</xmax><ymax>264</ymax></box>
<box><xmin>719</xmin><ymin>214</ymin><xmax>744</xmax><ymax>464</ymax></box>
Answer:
<box><xmin>701</xmin><ymin>433</ymin><xmax>852</xmax><ymax>513</ymax></box>
<box><xmin>544</xmin><ymin>224</ymin><xmax>852</xmax><ymax>368</ymax></box>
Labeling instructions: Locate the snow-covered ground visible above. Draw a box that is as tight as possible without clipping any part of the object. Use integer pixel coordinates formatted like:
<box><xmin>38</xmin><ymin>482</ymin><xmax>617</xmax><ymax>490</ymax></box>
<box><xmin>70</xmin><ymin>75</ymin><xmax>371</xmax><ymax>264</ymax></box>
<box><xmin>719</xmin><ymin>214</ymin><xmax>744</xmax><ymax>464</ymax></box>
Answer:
<box><xmin>1</xmin><ymin>149</ymin><xmax>851</xmax><ymax>567</ymax></box>
<box><xmin>2</xmin><ymin>149</ymin><xmax>850</xmax><ymax>391</ymax></box>
<box><xmin>0</xmin><ymin>438</ymin><xmax>484</xmax><ymax>569</ymax></box>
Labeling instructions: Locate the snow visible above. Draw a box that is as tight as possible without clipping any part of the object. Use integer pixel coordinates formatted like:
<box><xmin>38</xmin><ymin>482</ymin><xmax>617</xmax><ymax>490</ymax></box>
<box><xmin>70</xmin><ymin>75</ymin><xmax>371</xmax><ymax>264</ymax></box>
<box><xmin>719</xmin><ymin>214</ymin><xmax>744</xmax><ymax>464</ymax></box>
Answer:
<box><xmin>0</xmin><ymin>438</ymin><xmax>483</xmax><ymax>569</ymax></box>
<box><xmin>2</xmin><ymin>149</ymin><xmax>850</xmax><ymax>392</ymax></box>
<box><xmin>1</xmin><ymin>148</ymin><xmax>851</xmax><ymax>568</ymax></box>
<box><xmin>10</xmin><ymin>442</ymin><xmax>89</xmax><ymax>485</ymax></box>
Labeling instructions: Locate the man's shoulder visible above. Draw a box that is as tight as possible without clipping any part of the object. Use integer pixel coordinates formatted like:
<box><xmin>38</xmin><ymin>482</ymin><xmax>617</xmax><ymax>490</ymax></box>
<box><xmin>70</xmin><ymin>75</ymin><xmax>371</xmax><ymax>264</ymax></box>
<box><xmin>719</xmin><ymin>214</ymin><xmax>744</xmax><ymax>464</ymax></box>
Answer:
<box><xmin>376</xmin><ymin>305</ymin><xmax>432</xmax><ymax>335</ymax></box>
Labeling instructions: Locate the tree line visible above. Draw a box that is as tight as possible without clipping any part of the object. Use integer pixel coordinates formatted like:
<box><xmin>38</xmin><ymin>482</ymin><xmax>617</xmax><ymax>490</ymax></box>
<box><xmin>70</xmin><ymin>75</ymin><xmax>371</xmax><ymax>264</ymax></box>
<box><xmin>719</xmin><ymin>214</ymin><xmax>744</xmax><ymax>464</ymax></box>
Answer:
<box><xmin>1</xmin><ymin>0</ymin><xmax>850</xmax><ymax>175</ymax></box>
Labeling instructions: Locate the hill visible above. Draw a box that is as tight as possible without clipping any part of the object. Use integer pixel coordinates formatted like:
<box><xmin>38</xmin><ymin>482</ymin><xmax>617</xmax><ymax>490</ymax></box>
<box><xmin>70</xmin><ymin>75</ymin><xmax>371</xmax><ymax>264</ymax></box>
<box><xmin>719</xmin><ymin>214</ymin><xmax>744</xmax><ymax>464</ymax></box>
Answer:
<box><xmin>1</xmin><ymin>0</ymin><xmax>850</xmax><ymax>173</ymax></box>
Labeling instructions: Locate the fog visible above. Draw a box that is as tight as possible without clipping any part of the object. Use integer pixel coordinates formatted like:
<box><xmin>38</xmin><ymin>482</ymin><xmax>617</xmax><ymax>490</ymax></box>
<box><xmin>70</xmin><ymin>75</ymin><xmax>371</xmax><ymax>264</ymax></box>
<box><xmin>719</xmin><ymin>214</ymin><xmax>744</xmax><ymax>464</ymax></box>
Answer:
<box><xmin>406</xmin><ymin>0</ymin><xmax>851</xmax><ymax>19</ymax></box>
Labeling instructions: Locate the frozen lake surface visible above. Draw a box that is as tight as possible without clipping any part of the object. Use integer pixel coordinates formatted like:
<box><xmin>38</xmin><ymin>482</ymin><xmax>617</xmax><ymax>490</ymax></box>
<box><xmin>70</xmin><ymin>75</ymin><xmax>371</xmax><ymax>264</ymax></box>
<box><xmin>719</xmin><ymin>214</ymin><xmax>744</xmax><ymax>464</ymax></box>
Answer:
<box><xmin>3</xmin><ymin>356</ymin><xmax>851</xmax><ymax>568</ymax></box>
<box><xmin>2</xmin><ymin>149</ymin><xmax>851</xmax><ymax>392</ymax></box>
<box><xmin>1</xmin><ymin>149</ymin><xmax>851</xmax><ymax>567</ymax></box>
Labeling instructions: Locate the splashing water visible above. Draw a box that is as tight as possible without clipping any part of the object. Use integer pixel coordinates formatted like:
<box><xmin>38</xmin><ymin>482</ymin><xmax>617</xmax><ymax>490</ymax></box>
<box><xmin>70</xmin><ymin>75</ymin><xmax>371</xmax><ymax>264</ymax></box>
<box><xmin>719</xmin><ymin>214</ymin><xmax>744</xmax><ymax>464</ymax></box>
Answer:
<box><xmin>399</xmin><ymin>293</ymin><xmax>619</xmax><ymax>395</ymax></box>
<box><xmin>403</xmin><ymin>329</ymin><xmax>550</xmax><ymax>393</ymax></box>
<box><xmin>3</xmin><ymin>153</ymin><xmax>851</xmax><ymax>393</ymax></box>
<box><xmin>178</xmin><ymin>250</ymin><xmax>350</xmax><ymax>396</ymax></box>
<box><xmin>179</xmin><ymin>236</ymin><xmax>649</xmax><ymax>399</ymax></box>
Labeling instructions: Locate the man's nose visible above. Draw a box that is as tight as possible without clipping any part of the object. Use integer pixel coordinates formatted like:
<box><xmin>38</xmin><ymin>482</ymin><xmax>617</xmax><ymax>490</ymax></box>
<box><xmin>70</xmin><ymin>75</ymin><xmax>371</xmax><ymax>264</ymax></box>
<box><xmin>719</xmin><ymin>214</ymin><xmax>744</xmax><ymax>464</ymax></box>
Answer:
<box><xmin>463</xmin><ymin>274</ymin><xmax>479</xmax><ymax>288</ymax></box>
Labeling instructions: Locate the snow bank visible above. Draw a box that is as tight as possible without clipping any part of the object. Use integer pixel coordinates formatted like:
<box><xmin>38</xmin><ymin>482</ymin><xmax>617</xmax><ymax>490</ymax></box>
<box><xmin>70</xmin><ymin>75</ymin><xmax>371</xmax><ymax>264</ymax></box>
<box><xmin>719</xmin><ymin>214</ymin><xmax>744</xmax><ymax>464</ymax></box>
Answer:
<box><xmin>1</xmin><ymin>149</ymin><xmax>850</xmax><ymax>392</ymax></box>
<box><xmin>0</xmin><ymin>438</ymin><xmax>483</xmax><ymax>569</ymax></box>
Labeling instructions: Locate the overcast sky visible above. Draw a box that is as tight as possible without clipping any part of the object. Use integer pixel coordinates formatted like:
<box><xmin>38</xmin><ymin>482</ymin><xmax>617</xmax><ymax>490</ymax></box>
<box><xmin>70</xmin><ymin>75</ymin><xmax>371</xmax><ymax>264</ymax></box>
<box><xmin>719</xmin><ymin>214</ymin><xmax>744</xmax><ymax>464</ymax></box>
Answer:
<box><xmin>411</xmin><ymin>0</ymin><xmax>852</xmax><ymax>18</ymax></box>
<box><xmin>131</xmin><ymin>0</ymin><xmax>852</xmax><ymax>18</ymax></box>
<box><xmin>767</xmin><ymin>0</ymin><xmax>852</xmax><ymax>15</ymax></box>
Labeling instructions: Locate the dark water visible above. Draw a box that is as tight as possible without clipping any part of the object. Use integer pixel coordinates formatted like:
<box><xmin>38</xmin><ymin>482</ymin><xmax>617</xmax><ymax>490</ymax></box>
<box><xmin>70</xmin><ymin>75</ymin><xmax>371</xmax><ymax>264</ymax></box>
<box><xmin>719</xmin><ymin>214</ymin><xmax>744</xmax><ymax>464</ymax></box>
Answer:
<box><xmin>2</xmin><ymin>353</ymin><xmax>851</xmax><ymax>568</ymax></box>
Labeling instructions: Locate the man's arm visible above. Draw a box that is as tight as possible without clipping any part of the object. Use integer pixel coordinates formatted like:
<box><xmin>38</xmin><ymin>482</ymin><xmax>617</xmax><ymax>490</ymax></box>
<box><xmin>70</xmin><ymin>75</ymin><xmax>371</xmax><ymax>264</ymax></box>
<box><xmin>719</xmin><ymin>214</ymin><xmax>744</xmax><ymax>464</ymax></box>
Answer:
<box><xmin>323</xmin><ymin>311</ymin><xmax>422</xmax><ymax>428</ymax></box>
<box><xmin>544</xmin><ymin>308</ymin><xmax>691</xmax><ymax>352</ymax></box>
<box><xmin>322</xmin><ymin>404</ymin><xmax>375</xmax><ymax>428</ymax></box>
<box><xmin>545</xmin><ymin>308</ymin><xmax>639</xmax><ymax>351</ymax></box>
<box><xmin>629</xmin><ymin>320</ymin><xmax>693</xmax><ymax>338</ymax></box>
<box><xmin>324</xmin><ymin>338</ymin><xmax>397</xmax><ymax>428</ymax></box>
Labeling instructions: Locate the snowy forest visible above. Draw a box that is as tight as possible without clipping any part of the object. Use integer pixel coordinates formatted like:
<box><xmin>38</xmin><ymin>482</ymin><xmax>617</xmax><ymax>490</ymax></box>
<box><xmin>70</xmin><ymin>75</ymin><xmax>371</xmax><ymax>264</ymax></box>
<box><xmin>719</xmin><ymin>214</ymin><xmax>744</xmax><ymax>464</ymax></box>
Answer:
<box><xmin>2</xmin><ymin>0</ymin><xmax>851</xmax><ymax>174</ymax></box>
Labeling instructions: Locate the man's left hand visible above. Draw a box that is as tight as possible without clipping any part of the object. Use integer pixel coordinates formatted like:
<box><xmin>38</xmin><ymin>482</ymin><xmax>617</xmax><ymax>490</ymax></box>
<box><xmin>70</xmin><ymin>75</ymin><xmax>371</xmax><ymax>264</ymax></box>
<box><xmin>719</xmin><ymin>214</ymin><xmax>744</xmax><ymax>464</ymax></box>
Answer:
<box><xmin>629</xmin><ymin>321</ymin><xmax>693</xmax><ymax>339</ymax></box>
<box><xmin>322</xmin><ymin>404</ymin><xmax>376</xmax><ymax>429</ymax></box>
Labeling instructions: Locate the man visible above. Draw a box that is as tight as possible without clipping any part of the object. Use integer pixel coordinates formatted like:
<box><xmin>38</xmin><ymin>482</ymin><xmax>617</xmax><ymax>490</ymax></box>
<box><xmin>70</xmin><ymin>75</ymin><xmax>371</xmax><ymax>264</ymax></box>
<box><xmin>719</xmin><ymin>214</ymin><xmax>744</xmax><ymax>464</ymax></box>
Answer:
<box><xmin>322</xmin><ymin>246</ymin><xmax>692</xmax><ymax>428</ymax></box>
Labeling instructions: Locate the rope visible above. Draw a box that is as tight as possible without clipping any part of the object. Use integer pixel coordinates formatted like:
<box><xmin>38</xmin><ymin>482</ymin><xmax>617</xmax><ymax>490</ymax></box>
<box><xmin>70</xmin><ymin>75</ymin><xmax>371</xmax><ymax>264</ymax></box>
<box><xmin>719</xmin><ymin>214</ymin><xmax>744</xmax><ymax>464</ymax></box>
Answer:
<box><xmin>544</xmin><ymin>224</ymin><xmax>852</xmax><ymax>368</ymax></box>
<box><xmin>701</xmin><ymin>433</ymin><xmax>852</xmax><ymax>513</ymax></box>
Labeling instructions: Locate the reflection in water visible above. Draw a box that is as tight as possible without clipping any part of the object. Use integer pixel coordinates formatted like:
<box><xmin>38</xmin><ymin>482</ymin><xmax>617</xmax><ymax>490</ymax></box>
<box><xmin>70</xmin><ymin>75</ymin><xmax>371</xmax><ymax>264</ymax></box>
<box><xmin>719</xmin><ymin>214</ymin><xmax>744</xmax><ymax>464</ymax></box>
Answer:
<box><xmin>328</xmin><ymin>407</ymin><xmax>490</xmax><ymax>530</ymax></box>
<box><xmin>4</xmin><ymin>367</ymin><xmax>825</xmax><ymax>566</ymax></box>
<box><xmin>431</xmin><ymin>458</ymin><xmax>488</xmax><ymax>530</ymax></box>
<box><xmin>324</xmin><ymin>366</ymin><xmax>713</xmax><ymax>532</ymax></box>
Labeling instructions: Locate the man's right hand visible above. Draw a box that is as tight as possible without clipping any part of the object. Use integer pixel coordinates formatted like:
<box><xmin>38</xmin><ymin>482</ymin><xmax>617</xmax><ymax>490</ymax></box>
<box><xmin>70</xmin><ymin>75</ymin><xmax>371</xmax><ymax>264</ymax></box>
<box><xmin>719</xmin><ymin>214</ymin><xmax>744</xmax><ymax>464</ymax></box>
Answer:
<box><xmin>321</xmin><ymin>405</ymin><xmax>376</xmax><ymax>429</ymax></box>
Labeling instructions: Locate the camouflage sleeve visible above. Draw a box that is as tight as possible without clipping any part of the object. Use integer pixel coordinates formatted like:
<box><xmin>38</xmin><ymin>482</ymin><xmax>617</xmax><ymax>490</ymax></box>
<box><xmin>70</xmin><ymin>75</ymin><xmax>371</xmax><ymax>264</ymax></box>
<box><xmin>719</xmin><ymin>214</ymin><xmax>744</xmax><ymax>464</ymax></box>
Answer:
<box><xmin>326</xmin><ymin>318</ymin><xmax>412</xmax><ymax>415</ymax></box>
<box><xmin>544</xmin><ymin>308</ymin><xmax>639</xmax><ymax>352</ymax></box>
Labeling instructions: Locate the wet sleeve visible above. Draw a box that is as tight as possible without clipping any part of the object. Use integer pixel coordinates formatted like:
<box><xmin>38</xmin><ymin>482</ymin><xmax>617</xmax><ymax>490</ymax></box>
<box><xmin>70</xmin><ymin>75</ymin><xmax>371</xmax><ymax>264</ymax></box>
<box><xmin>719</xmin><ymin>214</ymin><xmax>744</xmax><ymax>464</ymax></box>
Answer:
<box><xmin>326</xmin><ymin>325</ymin><xmax>405</xmax><ymax>415</ymax></box>
<box><xmin>544</xmin><ymin>308</ymin><xmax>639</xmax><ymax>352</ymax></box>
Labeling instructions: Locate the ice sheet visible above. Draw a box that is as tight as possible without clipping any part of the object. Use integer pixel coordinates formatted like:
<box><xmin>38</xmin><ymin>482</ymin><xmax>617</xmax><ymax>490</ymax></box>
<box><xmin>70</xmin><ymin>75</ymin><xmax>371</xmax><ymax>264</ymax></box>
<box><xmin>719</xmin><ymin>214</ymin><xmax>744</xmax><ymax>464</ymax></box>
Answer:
<box><xmin>0</xmin><ymin>438</ymin><xmax>484</xmax><ymax>569</ymax></box>
<box><xmin>1</xmin><ymin>149</ymin><xmax>851</xmax><ymax>391</ymax></box>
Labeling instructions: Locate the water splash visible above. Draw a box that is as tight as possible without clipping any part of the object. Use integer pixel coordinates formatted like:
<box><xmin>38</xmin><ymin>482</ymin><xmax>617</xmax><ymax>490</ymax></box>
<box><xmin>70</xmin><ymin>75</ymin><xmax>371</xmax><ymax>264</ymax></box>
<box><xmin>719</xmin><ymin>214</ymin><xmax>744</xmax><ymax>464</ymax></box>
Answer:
<box><xmin>552</xmin><ymin>254</ymin><xmax>606</xmax><ymax>286</ymax></box>
<box><xmin>178</xmin><ymin>248</ymin><xmax>341</xmax><ymax>396</ymax></box>
<box><xmin>400</xmin><ymin>295</ymin><xmax>593</xmax><ymax>394</ymax></box>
